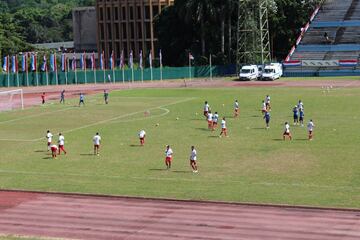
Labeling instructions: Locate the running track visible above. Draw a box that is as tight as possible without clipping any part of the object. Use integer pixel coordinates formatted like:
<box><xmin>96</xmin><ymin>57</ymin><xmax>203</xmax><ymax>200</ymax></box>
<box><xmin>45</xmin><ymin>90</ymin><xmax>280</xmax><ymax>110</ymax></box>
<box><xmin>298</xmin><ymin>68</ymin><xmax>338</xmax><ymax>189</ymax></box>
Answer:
<box><xmin>0</xmin><ymin>190</ymin><xmax>359</xmax><ymax>239</ymax></box>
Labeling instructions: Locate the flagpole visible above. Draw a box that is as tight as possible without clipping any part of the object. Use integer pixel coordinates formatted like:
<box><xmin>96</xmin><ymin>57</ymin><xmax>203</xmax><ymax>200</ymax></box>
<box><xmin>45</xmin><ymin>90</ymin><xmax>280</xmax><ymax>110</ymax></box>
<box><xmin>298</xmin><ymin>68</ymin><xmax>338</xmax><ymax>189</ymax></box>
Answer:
<box><xmin>46</xmin><ymin>60</ymin><xmax>49</xmax><ymax>86</ymax></box>
<box><xmin>16</xmin><ymin>56</ymin><xmax>19</xmax><ymax>87</ymax></box>
<box><xmin>26</xmin><ymin>55</ymin><xmax>29</xmax><ymax>86</ymax></box>
<box><xmin>84</xmin><ymin>54</ymin><xmax>87</xmax><ymax>84</ymax></box>
<box><xmin>55</xmin><ymin>54</ymin><xmax>58</xmax><ymax>85</ymax></box>
<box><xmin>7</xmin><ymin>56</ymin><xmax>10</xmax><ymax>87</ymax></box>
<box><xmin>75</xmin><ymin>66</ymin><xmax>78</xmax><ymax>84</ymax></box>
<box><xmin>122</xmin><ymin>67</ymin><xmax>125</xmax><ymax>84</ymax></box>
<box><xmin>189</xmin><ymin>55</ymin><xmax>191</xmax><ymax>81</ymax></box>
<box><xmin>209</xmin><ymin>54</ymin><xmax>212</xmax><ymax>81</ymax></box>
<box><xmin>35</xmin><ymin>54</ymin><xmax>39</xmax><ymax>86</ymax></box>
<box><xmin>150</xmin><ymin>66</ymin><xmax>153</xmax><ymax>82</ymax></box>
<box><xmin>65</xmin><ymin>57</ymin><xmax>68</xmax><ymax>85</ymax></box>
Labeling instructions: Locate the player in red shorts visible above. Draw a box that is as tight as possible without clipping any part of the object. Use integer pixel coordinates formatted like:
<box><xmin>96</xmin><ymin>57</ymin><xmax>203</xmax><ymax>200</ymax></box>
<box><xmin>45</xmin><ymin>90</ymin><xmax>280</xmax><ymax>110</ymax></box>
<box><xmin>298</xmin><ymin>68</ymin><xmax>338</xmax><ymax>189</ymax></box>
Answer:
<box><xmin>220</xmin><ymin>117</ymin><xmax>228</xmax><ymax>137</ymax></box>
<box><xmin>283</xmin><ymin>122</ymin><xmax>292</xmax><ymax>140</ymax></box>
<box><xmin>189</xmin><ymin>146</ymin><xmax>198</xmax><ymax>173</ymax></box>
<box><xmin>41</xmin><ymin>92</ymin><xmax>46</xmax><ymax>104</ymax></box>
<box><xmin>50</xmin><ymin>144</ymin><xmax>58</xmax><ymax>159</ymax></box>
<box><xmin>207</xmin><ymin>111</ymin><xmax>213</xmax><ymax>130</ymax></box>
<box><xmin>138</xmin><ymin>130</ymin><xmax>146</xmax><ymax>146</ymax></box>
<box><xmin>93</xmin><ymin>132</ymin><xmax>101</xmax><ymax>156</ymax></box>
<box><xmin>234</xmin><ymin>100</ymin><xmax>239</xmax><ymax>118</ymax></box>
<box><xmin>212</xmin><ymin>112</ymin><xmax>219</xmax><ymax>131</ymax></box>
<box><xmin>58</xmin><ymin>133</ymin><xmax>67</xmax><ymax>155</ymax></box>
<box><xmin>203</xmin><ymin>101</ymin><xmax>210</xmax><ymax>117</ymax></box>
<box><xmin>165</xmin><ymin>145</ymin><xmax>173</xmax><ymax>170</ymax></box>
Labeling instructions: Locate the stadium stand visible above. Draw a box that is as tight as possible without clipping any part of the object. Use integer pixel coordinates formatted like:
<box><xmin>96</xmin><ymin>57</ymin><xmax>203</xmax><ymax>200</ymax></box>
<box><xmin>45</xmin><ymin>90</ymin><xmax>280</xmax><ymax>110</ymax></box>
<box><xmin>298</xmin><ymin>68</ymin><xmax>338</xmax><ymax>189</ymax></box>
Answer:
<box><xmin>284</xmin><ymin>0</ymin><xmax>360</xmax><ymax>76</ymax></box>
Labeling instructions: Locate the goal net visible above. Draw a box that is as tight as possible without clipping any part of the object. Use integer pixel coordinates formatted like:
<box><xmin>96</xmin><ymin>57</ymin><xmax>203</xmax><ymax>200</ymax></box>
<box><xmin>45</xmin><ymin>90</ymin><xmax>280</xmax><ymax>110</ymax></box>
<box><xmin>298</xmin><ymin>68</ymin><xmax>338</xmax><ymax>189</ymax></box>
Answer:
<box><xmin>0</xmin><ymin>89</ymin><xmax>24</xmax><ymax>112</ymax></box>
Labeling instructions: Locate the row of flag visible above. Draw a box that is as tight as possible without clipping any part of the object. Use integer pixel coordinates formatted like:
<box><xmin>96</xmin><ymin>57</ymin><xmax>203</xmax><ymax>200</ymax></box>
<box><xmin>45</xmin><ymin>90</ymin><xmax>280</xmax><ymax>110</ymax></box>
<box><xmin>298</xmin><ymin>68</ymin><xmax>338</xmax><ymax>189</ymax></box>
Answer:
<box><xmin>1</xmin><ymin>50</ymin><xmax>182</xmax><ymax>74</ymax></box>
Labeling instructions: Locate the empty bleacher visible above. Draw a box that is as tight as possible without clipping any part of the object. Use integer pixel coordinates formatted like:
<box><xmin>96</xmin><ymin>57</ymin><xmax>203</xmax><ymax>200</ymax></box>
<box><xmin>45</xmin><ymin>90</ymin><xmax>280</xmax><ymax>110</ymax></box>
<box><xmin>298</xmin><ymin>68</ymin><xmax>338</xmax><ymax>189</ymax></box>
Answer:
<box><xmin>285</xmin><ymin>0</ymin><xmax>360</xmax><ymax>76</ymax></box>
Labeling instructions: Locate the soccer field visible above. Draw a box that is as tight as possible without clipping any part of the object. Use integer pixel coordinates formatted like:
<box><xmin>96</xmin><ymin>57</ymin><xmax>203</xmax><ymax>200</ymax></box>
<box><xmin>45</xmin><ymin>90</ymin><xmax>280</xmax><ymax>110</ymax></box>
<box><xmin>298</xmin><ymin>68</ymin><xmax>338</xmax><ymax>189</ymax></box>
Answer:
<box><xmin>0</xmin><ymin>86</ymin><xmax>359</xmax><ymax>208</ymax></box>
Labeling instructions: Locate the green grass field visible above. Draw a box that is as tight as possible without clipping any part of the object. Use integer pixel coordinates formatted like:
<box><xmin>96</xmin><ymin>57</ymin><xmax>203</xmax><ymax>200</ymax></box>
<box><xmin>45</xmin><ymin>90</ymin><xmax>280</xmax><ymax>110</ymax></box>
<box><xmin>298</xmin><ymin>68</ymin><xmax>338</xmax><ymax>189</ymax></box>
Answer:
<box><xmin>1</xmin><ymin>85</ymin><xmax>360</xmax><ymax>208</ymax></box>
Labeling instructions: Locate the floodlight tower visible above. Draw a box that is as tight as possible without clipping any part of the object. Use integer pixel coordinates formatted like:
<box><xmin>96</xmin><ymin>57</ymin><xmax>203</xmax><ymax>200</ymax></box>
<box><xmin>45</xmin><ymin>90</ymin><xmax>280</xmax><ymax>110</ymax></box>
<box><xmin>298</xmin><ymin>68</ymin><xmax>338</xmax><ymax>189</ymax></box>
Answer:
<box><xmin>236</xmin><ymin>0</ymin><xmax>271</xmax><ymax>69</ymax></box>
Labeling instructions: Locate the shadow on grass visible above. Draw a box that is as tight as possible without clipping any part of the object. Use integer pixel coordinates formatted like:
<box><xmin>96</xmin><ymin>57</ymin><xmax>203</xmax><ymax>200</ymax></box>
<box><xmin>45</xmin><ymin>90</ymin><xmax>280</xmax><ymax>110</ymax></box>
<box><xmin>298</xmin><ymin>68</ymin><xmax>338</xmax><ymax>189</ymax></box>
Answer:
<box><xmin>172</xmin><ymin>170</ymin><xmax>192</xmax><ymax>173</ymax></box>
<box><xmin>295</xmin><ymin>139</ymin><xmax>309</xmax><ymax>141</ymax></box>
<box><xmin>272</xmin><ymin>139</ymin><xmax>284</xmax><ymax>141</ymax></box>
<box><xmin>208</xmin><ymin>135</ymin><xmax>220</xmax><ymax>138</ymax></box>
<box><xmin>35</xmin><ymin>150</ymin><xmax>47</xmax><ymax>153</ymax></box>
<box><xmin>129</xmin><ymin>144</ymin><xmax>142</xmax><ymax>147</ymax></box>
<box><xmin>42</xmin><ymin>157</ymin><xmax>53</xmax><ymax>160</ymax></box>
<box><xmin>195</xmin><ymin>128</ymin><xmax>211</xmax><ymax>132</ymax></box>
<box><xmin>80</xmin><ymin>153</ymin><xmax>95</xmax><ymax>156</ymax></box>
<box><xmin>149</xmin><ymin>168</ymin><xmax>168</xmax><ymax>171</ymax></box>
<box><xmin>252</xmin><ymin>127</ymin><xmax>266</xmax><ymax>130</ymax></box>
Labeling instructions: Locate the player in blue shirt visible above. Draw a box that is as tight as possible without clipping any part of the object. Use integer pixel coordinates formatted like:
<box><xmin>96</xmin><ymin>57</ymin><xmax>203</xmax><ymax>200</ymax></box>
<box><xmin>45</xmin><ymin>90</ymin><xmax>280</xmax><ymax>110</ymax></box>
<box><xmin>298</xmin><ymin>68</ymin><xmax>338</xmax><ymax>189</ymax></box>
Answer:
<box><xmin>293</xmin><ymin>105</ymin><xmax>299</xmax><ymax>125</ymax></box>
<box><xmin>263</xmin><ymin>110</ymin><xmax>270</xmax><ymax>129</ymax></box>
<box><xmin>299</xmin><ymin>108</ymin><xmax>305</xmax><ymax>126</ymax></box>
<box><xmin>79</xmin><ymin>93</ymin><xmax>85</xmax><ymax>106</ymax></box>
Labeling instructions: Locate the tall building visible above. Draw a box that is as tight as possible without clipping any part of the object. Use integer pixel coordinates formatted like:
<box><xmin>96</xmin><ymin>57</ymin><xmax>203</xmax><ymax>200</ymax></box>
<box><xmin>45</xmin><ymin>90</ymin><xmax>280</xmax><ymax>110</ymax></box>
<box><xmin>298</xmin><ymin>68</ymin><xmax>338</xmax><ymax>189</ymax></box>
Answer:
<box><xmin>96</xmin><ymin>0</ymin><xmax>174</xmax><ymax>64</ymax></box>
<box><xmin>73</xmin><ymin>7</ymin><xmax>97</xmax><ymax>52</ymax></box>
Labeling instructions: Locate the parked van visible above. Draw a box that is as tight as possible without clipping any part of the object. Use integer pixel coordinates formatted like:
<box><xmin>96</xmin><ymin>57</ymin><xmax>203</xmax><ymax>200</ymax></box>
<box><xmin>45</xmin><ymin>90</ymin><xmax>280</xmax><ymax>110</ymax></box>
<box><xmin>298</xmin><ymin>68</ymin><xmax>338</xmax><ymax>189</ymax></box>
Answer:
<box><xmin>261</xmin><ymin>63</ymin><xmax>283</xmax><ymax>81</ymax></box>
<box><xmin>239</xmin><ymin>65</ymin><xmax>259</xmax><ymax>81</ymax></box>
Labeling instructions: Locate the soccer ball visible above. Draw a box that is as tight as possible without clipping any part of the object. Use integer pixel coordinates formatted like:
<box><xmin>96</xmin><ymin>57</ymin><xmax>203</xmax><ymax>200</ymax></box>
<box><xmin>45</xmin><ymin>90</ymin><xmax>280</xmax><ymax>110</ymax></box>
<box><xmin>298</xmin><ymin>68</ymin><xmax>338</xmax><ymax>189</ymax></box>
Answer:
<box><xmin>156</xmin><ymin>123</ymin><xmax>159</xmax><ymax>126</ymax></box>
<box><xmin>222</xmin><ymin>103</ymin><xmax>225</xmax><ymax>107</ymax></box>
<box><xmin>195</xmin><ymin>112</ymin><xmax>198</xmax><ymax>115</ymax></box>
<box><xmin>176</xmin><ymin>117</ymin><xmax>179</xmax><ymax>120</ymax></box>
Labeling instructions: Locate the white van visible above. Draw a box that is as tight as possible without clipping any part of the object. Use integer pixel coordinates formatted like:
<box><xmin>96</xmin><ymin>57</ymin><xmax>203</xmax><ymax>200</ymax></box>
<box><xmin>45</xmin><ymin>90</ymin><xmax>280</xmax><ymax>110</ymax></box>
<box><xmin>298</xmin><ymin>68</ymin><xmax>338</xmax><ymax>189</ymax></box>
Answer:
<box><xmin>239</xmin><ymin>65</ymin><xmax>259</xmax><ymax>81</ymax></box>
<box><xmin>261</xmin><ymin>63</ymin><xmax>283</xmax><ymax>81</ymax></box>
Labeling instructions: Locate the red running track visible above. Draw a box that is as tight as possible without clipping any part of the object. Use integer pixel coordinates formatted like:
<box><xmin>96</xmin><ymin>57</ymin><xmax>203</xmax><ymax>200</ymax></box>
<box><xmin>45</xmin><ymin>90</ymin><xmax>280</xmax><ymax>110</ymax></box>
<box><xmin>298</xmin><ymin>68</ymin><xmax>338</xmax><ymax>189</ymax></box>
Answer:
<box><xmin>0</xmin><ymin>190</ymin><xmax>359</xmax><ymax>240</ymax></box>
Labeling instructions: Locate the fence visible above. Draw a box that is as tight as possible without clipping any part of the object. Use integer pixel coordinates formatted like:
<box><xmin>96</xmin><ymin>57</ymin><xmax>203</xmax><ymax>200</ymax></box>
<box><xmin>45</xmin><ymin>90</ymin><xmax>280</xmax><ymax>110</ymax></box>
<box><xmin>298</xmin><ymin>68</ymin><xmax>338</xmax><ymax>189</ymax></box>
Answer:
<box><xmin>0</xmin><ymin>65</ymin><xmax>236</xmax><ymax>87</ymax></box>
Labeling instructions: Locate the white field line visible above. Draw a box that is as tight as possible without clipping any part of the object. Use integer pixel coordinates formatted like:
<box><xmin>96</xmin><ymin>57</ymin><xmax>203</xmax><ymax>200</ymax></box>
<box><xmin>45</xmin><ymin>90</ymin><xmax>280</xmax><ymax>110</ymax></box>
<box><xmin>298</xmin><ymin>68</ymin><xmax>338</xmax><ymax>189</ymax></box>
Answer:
<box><xmin>0</xmin><ymin>169</ymin><xmax>358</xmax><ymax>191</ymax></box>
<box><xmin>108</xmin><ymin>107</ymin><xmax>170</xmax><ymax>124</ymax></box>
<box><xmin>0</xmin><ymin>97</ymin><xmax>195</xmax><ymax>142</ymax></box>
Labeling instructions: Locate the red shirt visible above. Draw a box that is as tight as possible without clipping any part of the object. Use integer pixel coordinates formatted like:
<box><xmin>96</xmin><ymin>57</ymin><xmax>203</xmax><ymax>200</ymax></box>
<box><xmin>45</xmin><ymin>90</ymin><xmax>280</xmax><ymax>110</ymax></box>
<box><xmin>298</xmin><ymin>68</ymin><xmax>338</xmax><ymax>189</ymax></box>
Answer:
<box><xmin>41</xmin><ymin>94</ymin><xmax>45</xmax><ymax>100</ymax></box>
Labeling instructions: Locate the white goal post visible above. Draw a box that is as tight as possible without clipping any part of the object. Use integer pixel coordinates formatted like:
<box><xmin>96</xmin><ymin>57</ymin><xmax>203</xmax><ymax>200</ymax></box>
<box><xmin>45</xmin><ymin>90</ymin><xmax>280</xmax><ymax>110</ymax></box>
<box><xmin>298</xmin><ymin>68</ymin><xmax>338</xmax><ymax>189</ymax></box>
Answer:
<box><xmin>0</xmin><ymin>89</ymin><xmax>24</xmax><ymax>112</ymax></box>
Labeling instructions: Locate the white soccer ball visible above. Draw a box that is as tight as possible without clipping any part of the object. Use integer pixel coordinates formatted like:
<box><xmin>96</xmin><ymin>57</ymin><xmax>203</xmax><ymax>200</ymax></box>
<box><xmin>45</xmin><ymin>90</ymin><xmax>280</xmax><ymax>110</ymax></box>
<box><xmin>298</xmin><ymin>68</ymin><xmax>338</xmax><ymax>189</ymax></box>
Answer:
<box><xmin>156</xmin><ymin>123</ymin><xmax>159</xmax><ymax>126</ymax></box>
<box><xmin>176</xmin><ymin>117</ymin><xmax>179</xmax><ymax>120</ymax></box>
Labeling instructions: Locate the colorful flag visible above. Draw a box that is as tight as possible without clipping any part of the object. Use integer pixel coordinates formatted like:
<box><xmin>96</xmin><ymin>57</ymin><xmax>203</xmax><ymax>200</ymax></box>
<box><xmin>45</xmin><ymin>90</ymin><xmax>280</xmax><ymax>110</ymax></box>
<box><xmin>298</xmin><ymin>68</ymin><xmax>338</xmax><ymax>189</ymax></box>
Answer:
<box><xmin>50</xmin><ymin>54</ymin><xmax>57</xmax><ymax>72</ymax></box>
<box><xmin>61</xmin><ymin>54</ymin><xmax>67</xmax><ymax>72</ymax></box>
<box><xmin>109</xmin><ymin>51</ymin><xmax>115</xmax><ymax>70</ymax></box>
<box><xmin>31</xmin><ymin>54</ymin><xmax>37</xmax><ymax>71</ymax></box>
<box><xmin>41</xmin><ymin>55</ymin><xmax>47</xmax><ymax>72</ymax></box>
<box><xmin>12</xmin><ymin>55</ymin><xmax>18</xmax><ymax>73</ymax></box>
<box><xmin>189</xmin><ymin>52</ymin><xmax>194</xmax><ymax>60</ymax></box>
<box><xmin>129</xmin><ymin>50</ymin><xmax>133</xmax><ymax>69</ymax></box>
<box><xmin>21</xmin><ymin>54</ymin><xmax>27</xmax><ymax>72</ymax></box>
<box><xmin>100</xmin><ymin>51</ymin><xmax>105</xmax><ymax>70</ymax></box>
<box><xmin>91</xmin><ymin>52</ymin><xmax>96</xmax><ymax>70</ymax></box>
<box><xmin>71</xmin><ymin>54</ymin><xmax>76</xmax><ymax>71</ymax></box>
<box><xmin>159</xmin><ymin>49</ymin><xmax>163</xmax><ymax>67</ymax></box>
<box><xmin>139</xmin><ymin>50</ymin><xmax>143</xmax><ymax>69</ymax></box>
<box><xmin>2</xmin><ymin>56</ymin><xmax>8</xmax><ymax>72</ymax></box>
<box><xmin>80</xmin><ymin>52</ymin><xmax>86</xmax><ymax>70</ymax></box>
<box><xmin>149</xmin><ymin>52</ymin><xmax>152</xmax><ymax>68</ymax></box>
<box><xmin>119</xmin><ymin>50</ymin><xmax>124</xmax><ymax>69</ymax></box>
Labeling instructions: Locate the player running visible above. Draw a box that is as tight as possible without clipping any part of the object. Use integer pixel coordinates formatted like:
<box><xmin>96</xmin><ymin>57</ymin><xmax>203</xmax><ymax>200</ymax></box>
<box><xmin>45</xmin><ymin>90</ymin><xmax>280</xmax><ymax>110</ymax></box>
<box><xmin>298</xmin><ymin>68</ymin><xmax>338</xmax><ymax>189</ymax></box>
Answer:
<box><xmin>203</xmin><ymin>101</ymin><xmax>210</xmax><ymax>117</ymax></box>
<box><xmin>79</xmin><ymin>93</ymin><xmax>85</xmax><ymax>106</ymax></box>
<box><xmin>190</xmin><ymin>146</ymin><xmax>198</xmax><ymax>173</ymax></box>
<box><xmin>261</xmin><ymin>100</ymin><xmax>267</xmax><ymax>114</ymax></box>
<box><xmin>265</xmin><ymin>95</ymin><xmax>271</xmax><ymax>110</ymax></box>
<box><xmin>299</xmin><ymin>108</ymin><xmax>305</xmax><ymax>127</ymax></box>
<box><xmin>58</xmin><ymin>133</ymin><xmax>67</xmax><ymax>155</ymax></box>
<box><xmin>234</xmin><ymin>100</ymin><xmax>239</xmax><ymax>118</ymax></box>
<box><xmin>212</xmin><ymin>111</ymin><xmax>219</xmax><ymax>131</ymax></box>
<box><xmin>297</xmin><ymin>100</ymin><xmax>304</xmax><ymax>111</ymax></box>
<box><xmin>293</xmin><ymin>105</ymin><xmax>299</xmax><ymax>125</ymax></box>
<box><xmin>207</xmin><ymin>111</ymin><xmax>213</xmax><ymax>130</ymax></box>
<box><xmin>60</xmin><ymin>90</ymin><xmax>65</xmax><ymax>104</ymax></box>
<box><xmin>264</xmin><ymin>110</ymin><xmax>270</xmax><ymax>129</ymax></box>
<box><xmin>307</xmin><ymin>119</ymin><xmax>315</xmax><ymax>140</ymax></box>
<box><xmin>138</xmin><ymin>130</ymin><xmax>146</xmax><ymax>146</ymax></box>
<box><xmin>283</xmin><ymin>122</ymin><xmax>292</xmax><ymax>141</ymax></box>
<box><xmin>41</xmin><ymin>92</ymin><xmax>46</xmax><ymax>105</ymax></box>
<box><xmin>46</xmin><ymin>130</ymin><xmax>53</xmax><ymax>151</ymax></box>
<box><xmin>104</xmin><ymin>90</ymin><xmax>109</xmax><ymax>104</ymax></box>
<box><xmin>93</xmin><ymin>133</ymin><xmax>101</xmax><ymax>156</ymax></box>
<box><xmin>220</xmin><ymin>117</ymin><xmax>228</xmax><ymax>137</ymax></box>
<box><xmin>50</xmin><ymin>144</ymin><xmax>58</xmax><ymax>159</ymax></box>
<box><xmin>165</xmin><ymin>145</ymin><xmax>173</xmax><ymax>170</ymax></box>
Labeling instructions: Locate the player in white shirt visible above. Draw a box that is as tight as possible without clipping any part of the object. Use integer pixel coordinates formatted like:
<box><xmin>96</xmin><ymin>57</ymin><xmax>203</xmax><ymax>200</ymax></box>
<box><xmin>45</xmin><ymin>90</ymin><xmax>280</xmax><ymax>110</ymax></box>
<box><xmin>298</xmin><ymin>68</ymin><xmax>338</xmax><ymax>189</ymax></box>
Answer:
<box><xmin>189</xmin><ymin>146</ymin><xmax>198</xmax><ymax>173</ymax></box>
<box><xmin>265</xmin><ymin>95</ymin><xmax>271</xmax><ymax>110</ymax></box>
<box><xmin>58</xmin><ymin>133</ymin><xmax>67</xmax><ymax>155</ymax></box>
<box><xmin>93</xmin><ymin>132</ymin><xmax>101</xmax><ymax>156</ymax></box>
<box><xmin>46</xmin><ymin>130</ymin><xmax>53</xmax><ymax>151</ymax></box>
<box><xmin>261</xmin><ymin>100</ymin><xmax>267</xmax><ymax>114</ymax></box>
<box><xmin>212</xmin><ymin>112</ymin><xmax>219</xmax><ymax>131</ymax></box>
<box><xmin>138</xmin><ymin>130</ymin><xmax>146</xmax><ymax>146</ymax></box>
<box><xmin>203</xmin><ymin>101</ymin><xmax>210</xmax><ymax>117</ymax></box>
<box><xmin>234</xmin><ymin>100</ymin><xmax>239</xmax><ymax>118</ymax></box>
<box><xmin>165</xmin><ymin>145</ymin><xmax>173</xmax><ymax>169</ymax></box>
<box><xmin>50</xmin><ymin>144</ymin><xmax>58</xmax><ymax>159</ymax></box>
<box><xmin>297</xmin><ymin>100</ymin><xmax>304</xmax><ymax>111</ymax></box>
<box><xmin>220</xmin><ymin>117</ymin><xmax>228</xmax><ymax>137</ymax></box>
<box><xmin>207</xmin><ymin>111</ymin><xmax>213</xmax><ymax>130</ymax></box>
<box><xmin>283</xmin><ymin>122</ymin><xmax>292</xmax><ymax>140</ymax></box>
<box><xmin>307</xmin><ymin>119</ymin><xmax>315</xmax><ymax>140</ymax></box>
